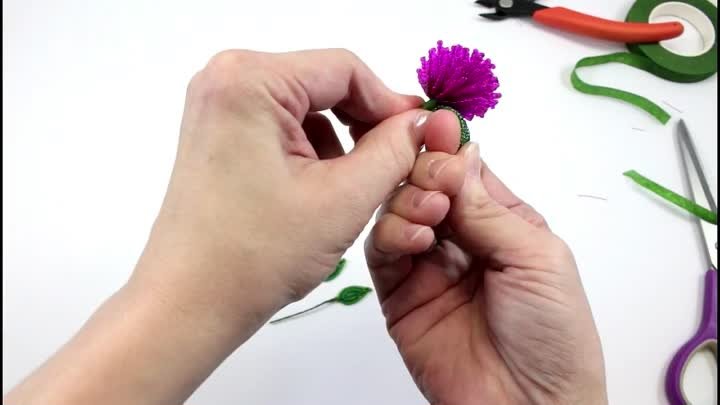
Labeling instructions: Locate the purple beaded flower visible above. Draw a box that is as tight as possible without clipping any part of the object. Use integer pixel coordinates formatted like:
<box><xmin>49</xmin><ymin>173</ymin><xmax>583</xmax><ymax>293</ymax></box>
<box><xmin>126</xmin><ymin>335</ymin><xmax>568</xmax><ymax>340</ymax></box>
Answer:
<box><xmin>418</xmin><ymin>40</ymin><xmax>501</xmax><ymax>121</ymax></box>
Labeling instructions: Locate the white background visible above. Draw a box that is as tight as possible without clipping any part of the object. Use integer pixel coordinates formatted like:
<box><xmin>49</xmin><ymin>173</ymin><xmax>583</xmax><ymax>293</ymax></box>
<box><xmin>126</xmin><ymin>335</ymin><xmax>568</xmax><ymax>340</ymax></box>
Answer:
<box><xmin>3</xmin><ymin>0</ymin><xmax>717</xmax><ymax>404</ymax></box>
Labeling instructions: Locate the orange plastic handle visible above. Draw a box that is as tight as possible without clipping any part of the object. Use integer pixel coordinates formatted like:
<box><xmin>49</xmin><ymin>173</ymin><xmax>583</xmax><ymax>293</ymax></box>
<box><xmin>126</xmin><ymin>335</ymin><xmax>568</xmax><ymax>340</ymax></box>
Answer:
<box><xmin>533</xmin><ymin>7</ymin><xmax>684</xmax><ymax>43</ymax></box>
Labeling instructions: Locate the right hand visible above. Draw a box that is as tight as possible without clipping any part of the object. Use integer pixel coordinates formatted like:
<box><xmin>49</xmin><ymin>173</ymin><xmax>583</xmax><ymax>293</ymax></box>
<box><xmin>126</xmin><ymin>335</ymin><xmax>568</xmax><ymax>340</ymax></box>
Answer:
<box><xmin>365</xmin><ymin>127</ymin><xmax>607</xmax><ymax>405</ymax></box>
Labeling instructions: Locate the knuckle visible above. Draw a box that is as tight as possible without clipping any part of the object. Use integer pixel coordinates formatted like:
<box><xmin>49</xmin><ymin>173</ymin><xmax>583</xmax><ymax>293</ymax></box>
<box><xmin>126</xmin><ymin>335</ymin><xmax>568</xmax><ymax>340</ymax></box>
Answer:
<box><xmin>538</xmin><ymin>234</ymin><xmax>576</xmax><ymax>271</ymax></box>
<box><xmin>206</xmin><ymin>49</ymin><xmax>256</xmax><ymax>71</ymax></box>
<box><xmin>410</xmin><ymin>153</ymin><xmax>443</xmax><ymax>185</ymax></box>
<box><xmin>186</xmin><ymin>69</ymin><xmax>204</xmax><ymax>97</ymax></box>
<box><xmin>375</xmin><ymin>215</ymin><xmax>403</xmax><ymax>248</ymax></box>
<box><xmin>365</xmin><ymin>218</ymin><xmax>389</xmax><ymax>260</ymax></box>
<box><xmin>384</xmin><ymin>131</ymin><xmax>416</xmax><ymax>177</ymax></box>
<box><xmin>531</xmin><ymin>213</ymin><xmax>549</xmax><ymax>229</ymax></box>
<box><xmin>187</xmin><ymin>50</ymin><xmax>266</xmax><ymax>107</ymax></box>
<box><xmin>377</xmin><ymin>190</ymin><xmax>401</xmax><ymax>220</ymax></box>
<box><xmin>548</xmin><ymin>236</ymin><xmax>573</xmax><ymax>260</ymax></box>
<box><xmin>373</xmin><ymin>213</ymin><xmax>394</xmax><ymax>235</ymax></box>
<box><xmin>360</xmin><ymin>132</ymin><xmax>414</xmax><ymax>185</ymax></box>
<box><xmin>386</xmin><ymin>186</ymin><xmax>411</xmax><ymax>213</ymax></box>
<box><xmin>462</xmin><ymin>196</ymin><xmax>504</xmax><ymax>223</ymax></box>
<box><xmin>330</xmin><ymin>48</ymin><xmax>361</xmax><ymax>64</ymax></box>
<box><xmin>515</xmin><ymin>203</ymin><xmax>549</xmax><ymax>229</ymax></box>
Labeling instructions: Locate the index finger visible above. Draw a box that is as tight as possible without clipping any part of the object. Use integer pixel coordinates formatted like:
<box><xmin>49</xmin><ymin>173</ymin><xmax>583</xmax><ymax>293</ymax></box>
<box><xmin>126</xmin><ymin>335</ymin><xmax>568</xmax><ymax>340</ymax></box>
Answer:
<box><xmin>273</xmin><ymin>49</ymin><xmax>422</xmax><ymax>123</ymax></box>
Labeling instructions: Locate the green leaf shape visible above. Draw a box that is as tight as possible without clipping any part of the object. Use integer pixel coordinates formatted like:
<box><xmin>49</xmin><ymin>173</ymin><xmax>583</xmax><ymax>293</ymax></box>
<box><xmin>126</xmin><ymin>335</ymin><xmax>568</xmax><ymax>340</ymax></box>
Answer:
<box><xmin>269</xmin><ymin>285</ymin><xmax>373</xmax><ymax>324</ymax></box>
<box><xmin>336</xmin><ymin>286</ymin><xmax>373</xmax><ymax>306</ymax></box>
<box><xmin>624</xmin><ymin>170</ymin><xmax>717</xmax><ymax>225</ymax></box>
<box><xmin>324</xmin><ymin>258</ymin><xmax>347</xmax><ymax>282</ymax></box>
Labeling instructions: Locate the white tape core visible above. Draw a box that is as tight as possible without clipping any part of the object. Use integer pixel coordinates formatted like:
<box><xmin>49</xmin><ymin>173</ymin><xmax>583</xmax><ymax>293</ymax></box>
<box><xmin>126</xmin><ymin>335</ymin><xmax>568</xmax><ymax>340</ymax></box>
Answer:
<box><xmin>649</xmin><ymin>1</ymin><xmax>715</xmax><ymax>57</ymax></box>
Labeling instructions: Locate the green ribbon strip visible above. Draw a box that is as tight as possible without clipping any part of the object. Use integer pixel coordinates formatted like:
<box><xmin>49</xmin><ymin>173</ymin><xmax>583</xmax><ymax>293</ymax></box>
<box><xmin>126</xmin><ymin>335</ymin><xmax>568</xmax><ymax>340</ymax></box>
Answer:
<box><xmin>571</xmin><ymin>53</ymin><xmax>672</xmax><ymax>124</ymax></box>
<box><xmin>624</xmin><ymin>170</ymin><xmax>718</xmax><ymax>224</ymax></box>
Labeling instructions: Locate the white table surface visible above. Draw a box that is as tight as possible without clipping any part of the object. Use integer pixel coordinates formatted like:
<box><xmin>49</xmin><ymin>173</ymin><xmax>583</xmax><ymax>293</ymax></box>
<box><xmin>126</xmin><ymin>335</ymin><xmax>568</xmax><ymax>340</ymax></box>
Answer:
<box><xmin>3</xmin><ymin>0</ymin><xmax>718</xmax><ymax>403</ymax></box>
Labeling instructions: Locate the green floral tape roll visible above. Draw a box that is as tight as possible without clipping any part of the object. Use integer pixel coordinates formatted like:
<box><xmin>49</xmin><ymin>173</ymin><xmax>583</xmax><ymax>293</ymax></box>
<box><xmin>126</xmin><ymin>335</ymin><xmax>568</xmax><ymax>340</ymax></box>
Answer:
<box><xmin>572</xmin><ymin>0</ymin><xmax>717</xmax><ymax>124</ymax></box>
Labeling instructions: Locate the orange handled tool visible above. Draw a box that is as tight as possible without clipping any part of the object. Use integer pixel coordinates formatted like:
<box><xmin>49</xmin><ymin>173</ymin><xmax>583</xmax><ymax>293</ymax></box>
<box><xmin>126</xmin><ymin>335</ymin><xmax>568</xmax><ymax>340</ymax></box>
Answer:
<box><xmin>477</xmin><ymin>0</ymin><xmax>683</xmax><ymax>43</ymax></box>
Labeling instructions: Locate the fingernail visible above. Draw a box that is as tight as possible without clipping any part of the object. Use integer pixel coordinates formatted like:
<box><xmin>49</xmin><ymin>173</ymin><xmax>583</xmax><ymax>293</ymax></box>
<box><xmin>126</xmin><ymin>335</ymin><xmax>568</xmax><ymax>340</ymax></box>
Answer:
<box><xmin>424</xmin><ymin>237</ymin><xmax>438</xmax><ymax>254</ymax></box>
<box><xmin>412</xmin><ymin>191</ymin><xmax>441</xmax><ymax>208</ymax></box>
<box><xmin>405</xmin><ymin>224</ymin><xmax>430</xmax><ymax>241</ymax></box>
<box><xmin>464</xmin><ymin>143</ymin><xmax>480</xmax><ymax>178</ymax></box>
<box><xmin>414</xmin><ymin>111</ymin><xmax>432</xmax><ymax>131</ymax></box>
<box><xmin>428</xmin><ymin>158</ymin><xmax>452</xmax><ymax>179</ymax></box>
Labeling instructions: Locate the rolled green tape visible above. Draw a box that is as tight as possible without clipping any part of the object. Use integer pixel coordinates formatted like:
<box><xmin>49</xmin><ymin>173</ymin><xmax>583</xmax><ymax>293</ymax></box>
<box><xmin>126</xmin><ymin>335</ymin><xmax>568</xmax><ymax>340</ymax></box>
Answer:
<box><xmin>572</xmin><ymin>0</ymin><xmax>717</xmax><ymax>124</ymax></box>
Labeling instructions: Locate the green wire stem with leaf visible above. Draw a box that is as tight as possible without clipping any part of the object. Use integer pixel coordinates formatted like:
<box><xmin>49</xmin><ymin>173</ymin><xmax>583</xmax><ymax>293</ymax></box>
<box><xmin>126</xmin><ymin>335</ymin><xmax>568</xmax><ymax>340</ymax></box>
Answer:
<box><xmin>269</xmin><ymin>286</ymin><xmax>373</xmax><ymax>325</ymax></box>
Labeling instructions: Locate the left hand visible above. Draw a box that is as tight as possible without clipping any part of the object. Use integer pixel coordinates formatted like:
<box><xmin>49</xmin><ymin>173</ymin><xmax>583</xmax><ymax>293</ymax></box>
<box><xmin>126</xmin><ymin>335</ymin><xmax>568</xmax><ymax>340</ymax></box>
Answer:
<box><xmin>139</xmin><ymin>49</ymin><xmax>457</xmax><ymax>320</ymax></box>
<box><xmin>5</xmin><ymin>48</ymin><xmax>461</xmax><ymax>405</ymax></box>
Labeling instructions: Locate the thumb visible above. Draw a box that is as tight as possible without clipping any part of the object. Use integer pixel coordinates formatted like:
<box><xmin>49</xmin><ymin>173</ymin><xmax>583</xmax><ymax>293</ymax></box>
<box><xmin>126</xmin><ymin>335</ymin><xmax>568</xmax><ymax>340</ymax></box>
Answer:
<box><xmin>450</xmin><ymin>143</ymin><xmax>542</xmax><ymax>257</ymax></box>
<box><xmin>330</xmin><ymin>109</ymin><xmax>431</xmax><ymax>211</ymax></box>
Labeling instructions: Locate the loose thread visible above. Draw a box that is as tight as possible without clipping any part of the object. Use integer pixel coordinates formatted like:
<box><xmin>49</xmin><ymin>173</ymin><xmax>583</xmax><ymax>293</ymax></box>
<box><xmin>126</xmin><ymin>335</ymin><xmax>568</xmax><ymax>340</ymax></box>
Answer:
<box><xmin>578</xmin><ymin>194</ymin><xmax>608</xmax><ymax>201</ymax></box>
<box><xmin>662</xmin><ymin>100</ymin><xmax>684</xmax><ymax>114</ymax></box>
<box><xmin>269</xmin><ymin>298</ymin><xmax>338</xmax><ymax>324</ymax></box>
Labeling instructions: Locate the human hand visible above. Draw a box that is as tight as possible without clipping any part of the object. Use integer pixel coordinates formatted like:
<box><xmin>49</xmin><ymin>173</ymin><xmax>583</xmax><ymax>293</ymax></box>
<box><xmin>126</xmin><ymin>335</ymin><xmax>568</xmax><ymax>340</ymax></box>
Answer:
<box><xmin>135</xmin><ymin>49</ymin><xmax>459</xmax><ymax>328</ymax></box>
<box><xmin>365</xmin><ymin>129</ymin><xmax>608</xmax><ymax>405</ymax></box>
<box><xmin>5</xmin><ymin>49</ymin><xmax>465</xmax><ymax>405</ymax></box>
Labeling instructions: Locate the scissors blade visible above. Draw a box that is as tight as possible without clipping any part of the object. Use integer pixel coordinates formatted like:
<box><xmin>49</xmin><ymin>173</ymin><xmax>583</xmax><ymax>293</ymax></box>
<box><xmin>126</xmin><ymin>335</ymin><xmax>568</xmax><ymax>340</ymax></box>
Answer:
<box><xmin>677</xmin><ymin>119</ymin><xmax>718</xmax><ymax>270</ymax></box>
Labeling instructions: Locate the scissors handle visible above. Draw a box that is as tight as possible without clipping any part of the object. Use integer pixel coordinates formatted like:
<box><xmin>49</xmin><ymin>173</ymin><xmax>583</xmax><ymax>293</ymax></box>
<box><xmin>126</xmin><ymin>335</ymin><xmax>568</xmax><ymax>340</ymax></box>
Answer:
<box><xmin>665</xmin><ymin>269</ymin><xmax>718</xmax><ymax>405</ymax></box>
<box><xmin>533</xmin><ymin>7</ymin><xmax>684</xmax><ymax>43</ymax></box>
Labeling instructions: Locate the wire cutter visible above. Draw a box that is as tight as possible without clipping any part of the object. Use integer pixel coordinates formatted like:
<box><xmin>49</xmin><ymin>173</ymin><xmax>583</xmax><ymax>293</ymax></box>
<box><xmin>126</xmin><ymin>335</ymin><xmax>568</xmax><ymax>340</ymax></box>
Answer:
<box><xmin>476</xmin><ymin>0</ymin><xmax>684</xmax><ymax>43</ymax></box>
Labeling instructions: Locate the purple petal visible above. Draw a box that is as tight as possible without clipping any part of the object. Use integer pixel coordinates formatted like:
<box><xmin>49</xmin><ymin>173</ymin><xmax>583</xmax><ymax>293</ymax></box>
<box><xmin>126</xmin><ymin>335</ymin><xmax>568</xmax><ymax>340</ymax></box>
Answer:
<box><xmin>417</xmin><ymin>41</ymin><xmax>501</xmax><ymax>121</ymax></box>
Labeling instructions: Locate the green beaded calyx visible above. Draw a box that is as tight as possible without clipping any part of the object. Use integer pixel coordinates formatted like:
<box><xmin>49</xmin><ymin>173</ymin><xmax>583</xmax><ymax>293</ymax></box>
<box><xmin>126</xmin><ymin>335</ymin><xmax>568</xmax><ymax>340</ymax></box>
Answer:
<box><xmin>421</xmin><ymin>99</ymin><xmax>470</xmax><ymax>149</ymax></box>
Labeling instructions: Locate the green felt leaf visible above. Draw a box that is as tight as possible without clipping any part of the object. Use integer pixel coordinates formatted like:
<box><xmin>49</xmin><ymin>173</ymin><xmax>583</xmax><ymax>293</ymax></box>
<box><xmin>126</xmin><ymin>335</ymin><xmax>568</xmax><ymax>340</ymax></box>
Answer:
<box><xmin>624</xmin><ymin>170</ymin><xmax>717</xmax><ymax>225</ymax></box>
<box><xmin>324</xmin><ymin>258</ymin><xmax>347</xmax><ymax>282</ymax></box>
<box><xmin>336</xmin><ymin>286</ymin><xmax>373</xmax><ymax>306</ymax></box>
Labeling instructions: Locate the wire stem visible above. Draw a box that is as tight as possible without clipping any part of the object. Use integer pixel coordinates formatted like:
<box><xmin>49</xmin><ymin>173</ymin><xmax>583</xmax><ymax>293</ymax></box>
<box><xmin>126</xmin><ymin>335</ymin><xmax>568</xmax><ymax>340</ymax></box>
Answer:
<box><xmin>269</xmin><ymin>298</ymin><xmax>338</xmax><ymax>325</ymax></box>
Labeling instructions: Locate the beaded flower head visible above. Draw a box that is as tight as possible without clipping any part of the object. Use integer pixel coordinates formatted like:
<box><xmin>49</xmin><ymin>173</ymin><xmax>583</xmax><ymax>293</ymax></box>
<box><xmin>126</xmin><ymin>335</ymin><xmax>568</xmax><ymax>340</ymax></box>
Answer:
<box><xmin>418</xmin><ymin>40</ymin><xmax>501</xmax><ymax>146</ymax></box>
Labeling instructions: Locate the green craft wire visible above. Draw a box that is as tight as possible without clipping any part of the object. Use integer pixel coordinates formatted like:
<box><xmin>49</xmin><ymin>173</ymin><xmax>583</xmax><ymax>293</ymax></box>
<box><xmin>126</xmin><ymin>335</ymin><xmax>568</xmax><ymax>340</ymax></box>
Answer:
<box><xmin>269</xmin><ymin>285</ymin><xmax>373</xmax><ymax>324</ymax></box>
